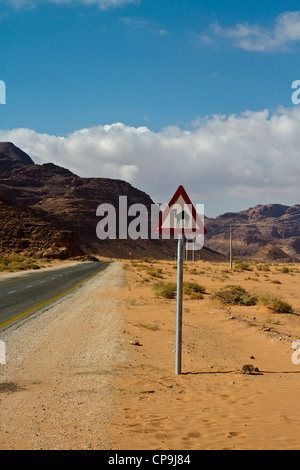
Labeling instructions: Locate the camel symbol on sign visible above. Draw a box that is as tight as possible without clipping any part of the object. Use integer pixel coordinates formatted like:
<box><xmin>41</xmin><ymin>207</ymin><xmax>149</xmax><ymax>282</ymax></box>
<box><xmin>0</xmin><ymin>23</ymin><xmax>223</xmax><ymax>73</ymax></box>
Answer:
<box><xmin>171</xmin><ymin>209</ymin><xmax>191</xmax><ymax>229</ymax></box>
<box><xmin>154</xmin><ymin>185</ymin><xmax>207</xmax><ymax>238</ymax></box>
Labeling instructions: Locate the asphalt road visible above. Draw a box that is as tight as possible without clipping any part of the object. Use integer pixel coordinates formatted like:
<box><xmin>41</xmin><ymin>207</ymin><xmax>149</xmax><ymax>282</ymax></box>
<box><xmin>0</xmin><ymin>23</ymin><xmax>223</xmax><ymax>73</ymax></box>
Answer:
<box><xmin>0</xmin><ymin>261</ymin><xmax>108</xmax><ymax>330</ymax></box>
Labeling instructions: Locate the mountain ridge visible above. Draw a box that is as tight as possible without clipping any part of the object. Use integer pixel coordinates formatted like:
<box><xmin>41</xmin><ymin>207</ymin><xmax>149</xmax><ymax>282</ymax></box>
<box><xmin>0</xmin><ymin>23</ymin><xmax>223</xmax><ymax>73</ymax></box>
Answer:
<box><xmin>205</xmin><ymin>203</ymin><xmax>300</xmax><ymax>261</ymax></box>
<box><xmin>0</xmin><ymin>142</ymin><xmax>298</xmax><ymax>262</ymax></box>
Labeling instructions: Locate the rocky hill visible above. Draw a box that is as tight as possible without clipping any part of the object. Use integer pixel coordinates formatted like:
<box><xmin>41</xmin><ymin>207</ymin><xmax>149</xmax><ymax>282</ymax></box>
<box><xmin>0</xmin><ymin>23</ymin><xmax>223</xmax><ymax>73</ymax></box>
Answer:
<box><xmin>205</xmin><ymin>204</ymin><xmax>300</xmax><ymax>262</ymax></box>
<box><xmin>0</xmin><ymin>194</ymin><xmax>85</xmax><ymax>259</ymax></box>
<box><xmin>0</xmin><ymin>142</ymin><xmax>224</xmax><ymax>261</ymax></box>
<box><xmin>250</xmin><ymin>244</ymin><xmax>295</xmax><ymax>263</ymax></box>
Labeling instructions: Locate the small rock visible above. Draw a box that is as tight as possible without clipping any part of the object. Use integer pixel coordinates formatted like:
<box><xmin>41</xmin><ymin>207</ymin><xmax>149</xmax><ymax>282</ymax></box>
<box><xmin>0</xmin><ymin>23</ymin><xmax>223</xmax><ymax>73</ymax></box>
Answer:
<box><xmin>129</xmin><ymin>340</ymin><xmax>142</xmax><ymax>346</ymax></box>
<box><xmin>240</xmin><ymin>364</ymin><xmax>260</xmax><ymax>375</ymax></box>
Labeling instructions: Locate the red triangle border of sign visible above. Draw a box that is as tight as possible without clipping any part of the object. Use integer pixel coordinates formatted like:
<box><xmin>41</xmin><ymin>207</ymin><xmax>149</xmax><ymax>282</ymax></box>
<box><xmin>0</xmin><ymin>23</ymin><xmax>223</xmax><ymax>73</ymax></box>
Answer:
<box><xmin>154</xmin><ymin>185</ymin><xmax>207</xmax><ymax>235</ymax></box>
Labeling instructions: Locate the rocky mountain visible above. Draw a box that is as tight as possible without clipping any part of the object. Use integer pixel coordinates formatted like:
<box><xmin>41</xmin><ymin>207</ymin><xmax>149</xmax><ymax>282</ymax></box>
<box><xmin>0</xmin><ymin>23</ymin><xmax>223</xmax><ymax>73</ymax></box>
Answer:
<box><xmin>0</xmin><ymin>194</ymin><xmax>85</xmax><ymax>259</ymax></box>
<box><xmin>4</xmin><ymin>142</ymin><xmax>297</xmax><ymax>263</ymax></box>
<box><xmin>205</xmin><ymin>204</ymin><xmax>300</xmax><ymax>262</ymax></box>
<box><xmin>0</xmin><ymin>142</ymin><xmax>34</xmax><ymax>171</ymax></box>
<box><xmin>250</xmin><ymin>244</ymin><xmax>295</xmax><ymax>263</ymax></box>
<box><xmin>0</xmin><ymin>142</ymin><xmax>224</xmax><ymax>261</ymax></box>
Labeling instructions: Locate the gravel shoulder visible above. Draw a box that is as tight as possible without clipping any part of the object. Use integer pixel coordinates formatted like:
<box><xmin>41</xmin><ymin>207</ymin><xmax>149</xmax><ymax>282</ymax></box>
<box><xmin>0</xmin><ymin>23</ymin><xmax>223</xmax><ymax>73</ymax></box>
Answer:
<box><xmin>0</xmin><ymin>262</ymin><xmax>127</xmax><ymax>450</ymax></box>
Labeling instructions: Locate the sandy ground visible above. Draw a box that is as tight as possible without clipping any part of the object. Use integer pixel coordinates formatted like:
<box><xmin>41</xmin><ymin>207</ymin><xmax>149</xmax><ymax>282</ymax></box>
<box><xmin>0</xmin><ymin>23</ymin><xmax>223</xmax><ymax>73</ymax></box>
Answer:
<box><xmin>1</xmin><ymin>258</ymin><xmax>300</xmax><ymax>450</ymax></box>
<box><xmin>109</xmin><ymin>259</ymin><xmax>300</xmax><ymax>451</ymax></box>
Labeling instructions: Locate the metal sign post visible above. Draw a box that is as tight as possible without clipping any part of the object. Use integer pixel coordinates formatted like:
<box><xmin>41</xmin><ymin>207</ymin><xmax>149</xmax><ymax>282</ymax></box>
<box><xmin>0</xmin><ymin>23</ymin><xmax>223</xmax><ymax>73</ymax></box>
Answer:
<box><xmin>176</xmin><ymin>235</ymin><xmax>184</xmax><ymax>375</ymax></box>
<box><xmin>153</xmin><ymin>186</ymin><xmax>207</xmax><ymax>376</ymax></box>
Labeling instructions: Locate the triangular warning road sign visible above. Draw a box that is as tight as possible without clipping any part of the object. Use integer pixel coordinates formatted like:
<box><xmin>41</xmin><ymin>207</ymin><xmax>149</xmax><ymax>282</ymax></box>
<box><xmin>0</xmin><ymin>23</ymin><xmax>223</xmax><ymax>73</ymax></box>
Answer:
<box><xmin>154</xmin><ymin>186</ymin><xmax>207</xmax><ymax>235</ymax></box>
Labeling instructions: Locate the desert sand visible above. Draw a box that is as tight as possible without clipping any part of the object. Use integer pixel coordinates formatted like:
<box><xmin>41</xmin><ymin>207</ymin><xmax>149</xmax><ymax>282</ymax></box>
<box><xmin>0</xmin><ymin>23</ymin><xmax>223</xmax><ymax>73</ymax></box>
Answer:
<box><xmin>110</xmin><ymin>258</ymin><xmax>300</xmax><ymax>450</ymax></box>
<box><xmin>0</xmin><ymin>258</ymin><xmax>300</xmax><ymax>450</ymax></box>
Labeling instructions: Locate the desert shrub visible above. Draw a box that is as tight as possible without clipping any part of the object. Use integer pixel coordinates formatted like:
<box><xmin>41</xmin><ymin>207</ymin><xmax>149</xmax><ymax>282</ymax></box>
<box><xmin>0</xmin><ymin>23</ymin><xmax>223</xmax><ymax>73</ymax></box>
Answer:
<box><xmin>212</xmin><ymin>286</ymin><xmax>257</xmax><ymax>306</ymax></box>
<box><xmin>189</xmin><ymin>268</ymin><xmax>198</xmax><ymax>275</ymax></box>
<box><xmin>234</xmin><ymin>261</ymin><xmax>252</xmax><ymax>271</ymax></box>
<box><xmin>183</xmin><ymin>282</ymin><xmax>206</xmax><ymax>296</ymax></box>
<box><xmin>190</xmin><ymin>292</ymin><xmax>204</xmax><ymax>300</ymax></box>
<box><xmin>257</xmin><ymin>264</ymin><xmax>271</xmax><ymax>272</ymax></box>
<box><xmin>140</xmin><ymin>257</ymin><xmax>154</xmax><ymax>263</ymax></box>
<box><xmin>145</xmin><ymin>267</ymin><xmax>163</xmax><ymax>278</ymax></box>
<box><xmin>224</xmin><ymin>284</ymin><xmax>246</xmax><ymax>292</ymax></box>
<box><xmin>258</xmin><ymin>294</ymin><xmax>294</xmax><ymax>314</ymax></box>
<box><xmin>282</xmin><ymin>267</ymin><xmax>290</xmax><ymax>274</ymax></box>
<box><xmin>0</xmin><ymin>254</ymin><xmax>40</xmax><ymax>272</ymax></box>
<box><xmin>7</xmin><ymin>254</ymin><xmax>24</xmax><ymax>263</ymax></box>
<box><xmin>153</xmin><ymin>281</ymin><xmax>205</xmax><ymax>301</ymax></box>
<box><xmin>153</xmin><ymin>282</ymin><xmax>177</xmax><ymax>299</ymax></box>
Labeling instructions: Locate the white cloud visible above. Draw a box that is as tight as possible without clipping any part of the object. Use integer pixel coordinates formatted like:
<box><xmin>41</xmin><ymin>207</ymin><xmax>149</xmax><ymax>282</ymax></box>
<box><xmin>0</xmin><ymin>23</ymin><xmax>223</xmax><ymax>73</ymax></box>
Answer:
<box><xmin>1</xmin><ymin>0</ymin><xmax>139</xmax><ymax>9</ymax></box>
<box><xmin>194</xmin><ymin>11</ymin><xmax>300</xmax><ymax>52</ymax></box>
<box><xmin>1</xmin><ymin>107</ymin><xmax>300</xmax><ymax>215</ymax></box>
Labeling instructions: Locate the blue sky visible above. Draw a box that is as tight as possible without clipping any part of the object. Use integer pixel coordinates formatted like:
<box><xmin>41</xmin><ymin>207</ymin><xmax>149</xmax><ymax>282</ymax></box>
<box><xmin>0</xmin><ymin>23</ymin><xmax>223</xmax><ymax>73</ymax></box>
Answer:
<box><xmin>0</xmin><ymin>0</ymin><xmax>300</xmax><ymax>217</ymax></box>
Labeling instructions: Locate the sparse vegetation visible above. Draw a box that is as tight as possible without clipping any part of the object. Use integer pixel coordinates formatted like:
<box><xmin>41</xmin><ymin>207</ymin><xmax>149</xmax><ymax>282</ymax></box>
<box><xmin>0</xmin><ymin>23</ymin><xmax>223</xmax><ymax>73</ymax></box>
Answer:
<box><xmin>212</xmin><ymin>283</ymin><xmax>294</xmax><ymax>313</ymax></box>
<box><xmin>189</xmin><ymin>268</ymin><xmax>198</xmax><ymax>275</ymax></box>
<box><xmin>0</xmin><ymin>254</ymin><xmax>40</xmax><ymax>272</ymax></box>
<box><xmin>234</xmin><ymin>261</ymin><xmax>253</xmax><ymax>271</ymax></box>
<box><xmin>145</xmin><ymin>266</ymin><xmax>164</xmax><ymax>279</ymax></box>
<box><xmin>224</xmin><ymin>284</ymin><xmax>246</xmax><ymax>292</ymax></box>
<box><xmin>153</xmin><ymin>281</ymin><xmax>177</xmax><ymax>299</ymax></box>
<box><xmin>153</xmin><ymin>280</ymin><xmax>206</xmax><ymax>300</ymax></box>
<box><xmin>257</xmin><ymin>264</ymin><xmax>271</xmax><ymax>272</ymax></box>
<box><xmin>212</xmin><ymin>285</ymin><xmax>257</xmax><ymax>306</ymax></box>
<box><xmin>257</xmin><ymin>294</ymin><xmax>294</xmax><ymax>314</ymax></box>
<box><xmin>183</xmin><ymin>281</ymin><xmax>206</xmax><ymax>296</ymax></box>
<box><xmin>190</xmin><ymin>291</ymin><xmax>205</xmax><ymax>300</ymax></box>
